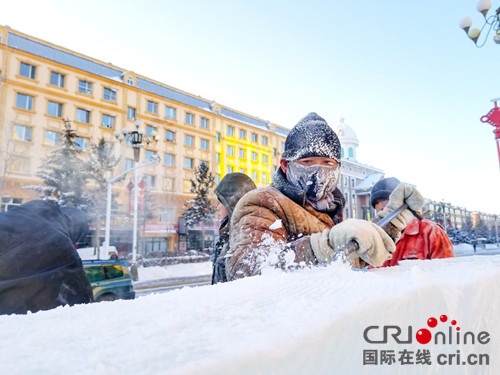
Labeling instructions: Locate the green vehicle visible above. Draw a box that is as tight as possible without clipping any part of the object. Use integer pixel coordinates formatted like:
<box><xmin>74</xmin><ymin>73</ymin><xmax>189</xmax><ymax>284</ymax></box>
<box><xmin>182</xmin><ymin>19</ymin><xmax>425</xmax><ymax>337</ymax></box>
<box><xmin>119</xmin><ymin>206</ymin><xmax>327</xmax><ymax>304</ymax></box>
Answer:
<box><xmin>82</xmin><ymin>260</ymin><xmax>135</xmax><ymax>302</ymax></box>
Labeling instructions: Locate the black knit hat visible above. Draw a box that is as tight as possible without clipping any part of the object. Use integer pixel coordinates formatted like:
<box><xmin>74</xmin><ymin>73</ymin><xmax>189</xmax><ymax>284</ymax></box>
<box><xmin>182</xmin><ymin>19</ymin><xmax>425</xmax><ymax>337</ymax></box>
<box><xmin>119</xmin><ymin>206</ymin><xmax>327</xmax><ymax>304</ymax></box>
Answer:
<box><xmin>214</xmin><ymin>173</ymin><xmax>257</xmax><ymax>216</ymax></box>
<box><xmin>282</xmin><ymin>113</ymin><xmax>341</xmax><ymax>162</ymax></box>
<box><xmin>370</xmin><ymin>177</ymin><xmax>400</xmax><ymax>208</ymax></box>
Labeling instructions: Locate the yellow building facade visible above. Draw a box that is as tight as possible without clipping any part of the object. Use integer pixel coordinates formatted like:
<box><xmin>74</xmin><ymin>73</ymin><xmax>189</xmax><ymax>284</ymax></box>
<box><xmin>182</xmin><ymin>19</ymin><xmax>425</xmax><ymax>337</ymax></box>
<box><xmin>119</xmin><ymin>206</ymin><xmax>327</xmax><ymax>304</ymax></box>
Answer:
<box><xmin>0</xmin><ymin>26</ymin><xmax>288</xmax><ymax>254</ymax></box>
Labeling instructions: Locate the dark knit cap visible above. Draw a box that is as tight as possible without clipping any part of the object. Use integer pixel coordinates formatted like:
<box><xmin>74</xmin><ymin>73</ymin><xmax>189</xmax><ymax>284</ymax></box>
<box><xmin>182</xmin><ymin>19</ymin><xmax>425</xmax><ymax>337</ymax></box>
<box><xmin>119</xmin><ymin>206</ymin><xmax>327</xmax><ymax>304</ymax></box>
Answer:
<box><xmin>215</xmin><ymin>173</ymin><xmax>257</xmax><ymax>216</ymax></box>
<box><xmin>370</xmin><ymin>177</ymin><xmax>400</xmax><ymax>208</ymax></box>
<box><xmin>282</xmin><ymin>113</ymin><xmax>341</xmax><ymax>162</ymax></box>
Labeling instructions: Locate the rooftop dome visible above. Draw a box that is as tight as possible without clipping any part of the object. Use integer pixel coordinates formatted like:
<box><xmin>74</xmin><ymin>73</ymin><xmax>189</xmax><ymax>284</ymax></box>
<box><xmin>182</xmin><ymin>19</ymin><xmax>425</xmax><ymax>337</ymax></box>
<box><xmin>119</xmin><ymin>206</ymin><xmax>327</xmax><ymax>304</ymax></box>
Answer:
<box><xmin>335</xmin><ymin>116</ymin><xmax>359</xmax><ymax>147</ymax></box>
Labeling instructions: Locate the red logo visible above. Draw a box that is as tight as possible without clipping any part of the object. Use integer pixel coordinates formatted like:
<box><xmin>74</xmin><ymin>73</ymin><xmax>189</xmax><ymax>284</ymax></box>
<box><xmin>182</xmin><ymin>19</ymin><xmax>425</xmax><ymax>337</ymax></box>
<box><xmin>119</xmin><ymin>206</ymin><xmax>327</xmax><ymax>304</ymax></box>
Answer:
<box><xmin>416</xmin><ymin>315</ymin><xmax>461</xmax><ymax>344</ymax></box>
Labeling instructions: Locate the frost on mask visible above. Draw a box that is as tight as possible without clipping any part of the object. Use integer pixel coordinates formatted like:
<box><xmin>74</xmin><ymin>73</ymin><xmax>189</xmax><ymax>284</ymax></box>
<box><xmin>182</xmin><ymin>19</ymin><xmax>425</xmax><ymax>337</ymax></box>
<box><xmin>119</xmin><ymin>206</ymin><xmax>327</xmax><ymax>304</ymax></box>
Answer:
<box><xmin>286</xmin><ymin>162</ymin><xmax>340</xmax><ymax>202</ymax></box>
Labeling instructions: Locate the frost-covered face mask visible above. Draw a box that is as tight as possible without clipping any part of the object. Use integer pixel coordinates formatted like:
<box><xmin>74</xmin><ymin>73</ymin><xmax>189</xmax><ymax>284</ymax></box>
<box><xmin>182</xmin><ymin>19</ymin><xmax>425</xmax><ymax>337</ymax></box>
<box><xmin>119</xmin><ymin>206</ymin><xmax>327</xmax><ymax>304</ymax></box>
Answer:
<box><xmin>286</xmin><ymin>161</ymin><xmax>340</xmax><ymax>202</ymax></box>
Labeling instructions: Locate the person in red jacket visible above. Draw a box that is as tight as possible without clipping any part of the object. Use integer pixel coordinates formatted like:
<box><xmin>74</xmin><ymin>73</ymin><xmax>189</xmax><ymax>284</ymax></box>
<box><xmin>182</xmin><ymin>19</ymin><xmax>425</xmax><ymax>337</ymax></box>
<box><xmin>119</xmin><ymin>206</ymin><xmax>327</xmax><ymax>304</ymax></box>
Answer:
<box><xmin>370</xmin><ymin>177</ymin><xmax>455</xmax><ymax>267</ymax></box>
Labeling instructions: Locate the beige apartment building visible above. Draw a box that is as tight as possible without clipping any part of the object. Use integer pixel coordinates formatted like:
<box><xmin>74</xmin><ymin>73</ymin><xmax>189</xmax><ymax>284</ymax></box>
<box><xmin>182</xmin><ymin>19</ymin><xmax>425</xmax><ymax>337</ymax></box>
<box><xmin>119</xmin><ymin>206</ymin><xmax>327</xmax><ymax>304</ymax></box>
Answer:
<box><xmin>0</xmin><ymin>25</ymin><xmax>289</xmax><ymax>255</ymax></box>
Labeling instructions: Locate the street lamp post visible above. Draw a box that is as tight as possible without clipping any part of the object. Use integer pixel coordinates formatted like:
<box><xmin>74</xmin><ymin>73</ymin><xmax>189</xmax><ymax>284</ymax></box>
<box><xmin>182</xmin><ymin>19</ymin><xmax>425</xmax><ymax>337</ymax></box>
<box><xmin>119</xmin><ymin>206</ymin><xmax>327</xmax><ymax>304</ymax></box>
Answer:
<box><xmin>110</xmin><ymin>121</ymin><xmax>159</xmax><ymax>280</ymax></box>
<box><xmin>459</xmin><ymin>0</ymin><xmax>500</xmax><ymax>47</ymax></box>
<box><xmin>103</xmin><ymin>158</ymin><xmax>160</xmax><ymax>264</ymax></box>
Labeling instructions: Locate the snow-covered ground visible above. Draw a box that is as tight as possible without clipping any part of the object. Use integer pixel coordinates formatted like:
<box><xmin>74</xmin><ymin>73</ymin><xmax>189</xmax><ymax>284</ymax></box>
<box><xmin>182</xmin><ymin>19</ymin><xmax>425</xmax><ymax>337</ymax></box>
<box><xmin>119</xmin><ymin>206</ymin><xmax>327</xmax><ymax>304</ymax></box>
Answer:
<box><xmin>136</xmin><ymin>261</ymin><xmax>212</xmax><ymax>282</ymax></box>
<box><xmin>1</xmin><ymin>253</ymin><xmax>499</xmax><ymax>375</ymax></box>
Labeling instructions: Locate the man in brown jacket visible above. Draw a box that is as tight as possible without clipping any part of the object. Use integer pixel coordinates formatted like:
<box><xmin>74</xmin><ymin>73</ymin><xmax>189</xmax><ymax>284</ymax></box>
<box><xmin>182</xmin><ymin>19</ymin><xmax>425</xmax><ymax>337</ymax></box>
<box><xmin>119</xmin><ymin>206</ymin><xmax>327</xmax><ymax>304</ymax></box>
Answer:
<box><xmin>226</xmin><ymin>113</ymin><xmax>421</xmax><ymax>280</ymax></box>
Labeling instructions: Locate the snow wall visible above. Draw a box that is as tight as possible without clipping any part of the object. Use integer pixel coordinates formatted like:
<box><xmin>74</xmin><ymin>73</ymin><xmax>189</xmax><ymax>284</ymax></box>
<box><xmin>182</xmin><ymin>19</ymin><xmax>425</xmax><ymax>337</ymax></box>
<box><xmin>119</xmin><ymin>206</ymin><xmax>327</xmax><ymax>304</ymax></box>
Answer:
<box><xmin>0</xmin><ymin>255</ymin><xmax>499</xmax><ymax>375</ymax></box>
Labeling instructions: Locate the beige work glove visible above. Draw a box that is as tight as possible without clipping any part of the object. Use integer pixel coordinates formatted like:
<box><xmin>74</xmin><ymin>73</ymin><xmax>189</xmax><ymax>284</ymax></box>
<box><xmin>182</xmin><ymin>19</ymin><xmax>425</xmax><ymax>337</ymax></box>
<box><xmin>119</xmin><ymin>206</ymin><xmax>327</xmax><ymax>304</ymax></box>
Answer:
<box><xmin>376</xmin><ymin>183</ymin><xmax>425</xmax><ymax>232</ymax></box>
<box><xmin>310</xmin><ymin>219</ymin><xmax>395</xmax><ymax>267</ymax></box>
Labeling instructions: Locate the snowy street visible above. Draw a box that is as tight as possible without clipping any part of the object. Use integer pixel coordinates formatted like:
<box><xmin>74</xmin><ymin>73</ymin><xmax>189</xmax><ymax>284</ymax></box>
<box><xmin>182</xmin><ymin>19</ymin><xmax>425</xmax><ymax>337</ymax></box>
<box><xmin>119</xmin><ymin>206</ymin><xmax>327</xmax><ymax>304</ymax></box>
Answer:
<box><xmin>1</xmin><ymin>253</ymin><xmax>499</xmax><ymax>375</ymax></box>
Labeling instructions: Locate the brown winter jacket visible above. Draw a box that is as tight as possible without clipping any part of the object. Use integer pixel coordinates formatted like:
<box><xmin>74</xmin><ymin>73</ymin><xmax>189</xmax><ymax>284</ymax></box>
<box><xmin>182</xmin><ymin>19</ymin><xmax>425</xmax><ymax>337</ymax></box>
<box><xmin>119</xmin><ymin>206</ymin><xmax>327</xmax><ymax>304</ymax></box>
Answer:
<box><xmin>226</xmin><ymin>169</ymin><xmax>344</xmax><ymax>280</ymax></box>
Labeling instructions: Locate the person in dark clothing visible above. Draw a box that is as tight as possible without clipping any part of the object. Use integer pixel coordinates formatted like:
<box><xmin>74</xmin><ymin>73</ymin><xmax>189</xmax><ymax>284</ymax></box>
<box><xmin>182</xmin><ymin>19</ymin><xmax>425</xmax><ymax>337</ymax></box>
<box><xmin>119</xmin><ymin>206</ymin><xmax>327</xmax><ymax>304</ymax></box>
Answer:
<box><xmin>212</xmin><ymin>173</ymin><xmax>256</xmax><ymax>284</ymax></box>
<box><xmin>0</xmin><ymin>200</ymin><xmax>94</xmax><ymax>315</ymax></box>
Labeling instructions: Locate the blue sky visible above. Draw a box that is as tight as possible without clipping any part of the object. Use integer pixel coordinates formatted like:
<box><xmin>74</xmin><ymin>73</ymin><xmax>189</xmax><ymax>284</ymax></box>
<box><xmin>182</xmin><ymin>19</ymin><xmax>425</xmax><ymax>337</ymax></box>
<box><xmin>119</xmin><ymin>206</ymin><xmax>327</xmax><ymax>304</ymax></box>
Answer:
<box><xmin>2</xmin><ymin>0</ymin><xmax>499</xmax><ymax>214</ymax></box>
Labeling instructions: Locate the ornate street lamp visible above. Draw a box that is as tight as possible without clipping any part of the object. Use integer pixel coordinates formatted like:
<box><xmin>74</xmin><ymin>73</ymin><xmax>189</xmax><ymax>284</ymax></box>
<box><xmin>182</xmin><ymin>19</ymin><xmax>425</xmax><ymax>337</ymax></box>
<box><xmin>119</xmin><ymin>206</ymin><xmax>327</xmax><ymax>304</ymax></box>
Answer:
<box><xmin>112</xmin><ymin>120</ymin><xmax>159</xmax><ymax>280</ymax></box>
<box><xmin>459</xmin><ymin>0</ymin><xmax>500</xmax><ymax>47</ymax></box>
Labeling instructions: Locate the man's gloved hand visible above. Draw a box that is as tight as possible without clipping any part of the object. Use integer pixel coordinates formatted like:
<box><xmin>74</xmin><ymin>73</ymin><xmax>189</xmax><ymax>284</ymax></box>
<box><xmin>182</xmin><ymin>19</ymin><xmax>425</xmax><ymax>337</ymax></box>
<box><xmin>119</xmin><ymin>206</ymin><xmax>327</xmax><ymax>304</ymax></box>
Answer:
<box><xmin>309</xmin><ymin>219</ymin><xmax>395</xmax><ymax>267</ymax></box>
<box><xmin>376</xmin><ymin>183</ymin><xmax>424</xmax><ymax>233</ymax></box>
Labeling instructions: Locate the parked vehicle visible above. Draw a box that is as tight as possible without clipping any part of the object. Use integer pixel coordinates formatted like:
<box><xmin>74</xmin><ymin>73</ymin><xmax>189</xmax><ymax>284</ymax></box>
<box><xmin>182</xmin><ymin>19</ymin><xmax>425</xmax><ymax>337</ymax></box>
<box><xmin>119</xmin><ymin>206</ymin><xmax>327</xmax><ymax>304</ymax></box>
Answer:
<box><xmin>82</xmin><ymin>260</ymin><xmax>135</xmax><ymax>302</ymax></box>
<box><xmin>77</xmin><ymin>246</ymin><xmax>119</xmax><ymax>260</ymax></box>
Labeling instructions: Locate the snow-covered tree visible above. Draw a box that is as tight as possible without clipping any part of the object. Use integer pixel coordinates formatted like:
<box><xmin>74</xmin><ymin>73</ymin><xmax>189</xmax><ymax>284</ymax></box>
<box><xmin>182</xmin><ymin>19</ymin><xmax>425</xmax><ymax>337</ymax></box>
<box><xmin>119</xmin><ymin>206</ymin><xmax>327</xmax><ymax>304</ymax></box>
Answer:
<box><xmin>182</xmin><ymin>162</ymin><xmax>215</xmax><ymax>251</ymax></box>
<box><xmin>27</xmin><ymin>119</ymin><xmax>91</xmax><ymax>208</ymax></box>
<box><xmin>85</xmin><ymin>138</ymin><xmax>121</xmax><ymax>248</ymax></box>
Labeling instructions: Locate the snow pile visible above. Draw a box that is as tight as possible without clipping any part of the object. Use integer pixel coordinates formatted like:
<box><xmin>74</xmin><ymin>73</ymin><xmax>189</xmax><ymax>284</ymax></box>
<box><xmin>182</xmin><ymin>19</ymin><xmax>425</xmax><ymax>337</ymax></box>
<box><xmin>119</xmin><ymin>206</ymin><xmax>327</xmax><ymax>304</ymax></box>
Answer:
<box><xmin>1</xmin><ymin>256</ymin><xmax>499</xmax><ymax>375</ymax></box>
<box><xmin>137</xmin><ymin>261</ymin><xmax>212</xmax><ymax>282</ymax></box>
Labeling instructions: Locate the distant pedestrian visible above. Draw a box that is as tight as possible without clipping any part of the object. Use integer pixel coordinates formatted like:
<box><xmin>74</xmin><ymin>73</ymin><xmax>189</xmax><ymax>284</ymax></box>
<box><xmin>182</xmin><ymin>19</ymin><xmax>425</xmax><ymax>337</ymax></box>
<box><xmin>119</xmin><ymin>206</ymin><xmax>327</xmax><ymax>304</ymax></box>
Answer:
<box><xmin>212</xmin><ymin>173</ymin><xmax>256</xmax><ymax>284</ymax></box>
<box><xmin>0</xmin><ymin>200</ymin><xmax>94</xmax><ymax>315</ymax></box>
<box><xmin>473</xmin><ymin>242</ymin><xmax>477</xmax><ymax>252</ymax></box>
<box><xmin>370</xmin><ymin>177</ymin><xmax>455</xmax><ymax>267</ymax></box>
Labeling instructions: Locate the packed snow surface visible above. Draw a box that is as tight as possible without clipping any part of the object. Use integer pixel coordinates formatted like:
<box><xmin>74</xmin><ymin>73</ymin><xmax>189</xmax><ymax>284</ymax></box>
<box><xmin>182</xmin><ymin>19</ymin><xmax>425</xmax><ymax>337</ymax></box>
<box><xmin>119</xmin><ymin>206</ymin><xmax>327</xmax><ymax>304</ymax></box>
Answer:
<box><xmin>1</xmin><ymin>255</ymin><xmax>499</xmax><ymax>375</ymax></box>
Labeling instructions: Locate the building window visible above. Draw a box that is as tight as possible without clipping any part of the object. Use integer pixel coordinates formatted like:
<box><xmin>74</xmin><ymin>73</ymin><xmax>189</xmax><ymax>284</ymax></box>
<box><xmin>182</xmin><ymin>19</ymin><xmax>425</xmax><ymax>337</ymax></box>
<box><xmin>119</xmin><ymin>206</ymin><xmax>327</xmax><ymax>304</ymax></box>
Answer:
<box><xmin>263</xmin><ymin>172</ymin><xmax>269</xmax><ymax>182</ymax></box>
<box><xmin>165</xmin><ymin>130</ymin><xmax>175</xmax><ymax>142</ymax></box>
<box><xmin>343</xmin><ymin>176</ymin><xmax>348</xmax><ymax>186</ymax></box>
<box><xmin>216</xmin><ymin>132</ymin><xmax>221</xmax><ymax>143</ymax></box>
<box><xmin>14</xmin><ymin>125</ymin><xmax>32</xmax><ymax>142</ymax></box>
<box><xmin>145</xmin><ymin>150</ymin><xmax>157</xmax><ymax>162</ymax></box>
<box><xmin>186</xmin><ymin>113</ymin><xmax>194</xmax><ymax>125</ymax></box>
<box><xmin>103</xmin><ymin>87</ymin><xmax>116</xmax><ymax>102</ymax></box>
<box><xmin>262</xmin><ymin>154</ymin><xmax>268</xmax><ymax>164</ymax></box>
<box><xmin>1</xmin><ymin>197</ymin><xmax>23</xmax><ymax>212</ymax></box>
<box><xmin>101</xmin><ymin>114</ymin><xmax>115</xmax><ymax>129</ymax></box>
<box><xmin>45</xmin><ymin>130</ymin><xmax>61</xmax><ymax>146</ymax></box>
<box><xmin>227</xmin><ymin>125</ymin><xmax>234</xmax><ymax>136</ymax></box>
<box><xmin>164</xmin><ymin>177</ymin><xmax>175</xmax><ymax>191</ymax></box>
<box><xmin>201</xmin><ymin>139</ymin><xmax>209</xmax><ymax>151</ymax></box>
<box><xmin>239</xmin><ymin>149</ymin><xmax>246</xmax><ymax>159</ymax></box>
<box><xmin>252</xmin><ymin>171</ymin><xmax>258</xmax><ymax>181</ymax></box>
<box><xmin>251</xmin><ymin>152</ymin><xmax>258</xmax><ymax>162</ymax></box>
<box><xmin>273</xmin><ymin>148</ymin><xmax>277</xmax><ymax>156</ymax></box>
<box><xmin>281</xmin><ymin>142</ymin><xmax>286</xmax><ymax>151</ymax></box>
<box><xmin>251</xmin><ymin>133</ymin><xmax>258</xmax><ymax>143</ymax></box>
<box><xmin>126</xmin><ymin>77</ymin><xmax>134</xmax><ymax>86</ymax></box>
<box><xmin>16</xmin><ymin>93</ymin><xmax>34</xmax><ymax>111</ymax></box>
<box><xmin>184</xmin><ymin>179</ymin><xmax>193</xmax><ymax>192</ymax></box>
<box><xmin>19</xmin><ymin>62</ymin><xmax>36</xmax><ymax>79</ymax></box>
<box><xmin>47</xmin><ymin>101</ymin><xmax>63</xmax><ymax>117</ymax></box>
<box><xmin>147</xmin><ymin>100</ymin><xmax>158</xmax><ymax>114</ymax></box>
<box><xmin>146</xmin><ymin>125</ymin><xmax>156</xmax><ymax>137</ymax></box>
<box><xmin>201</xmin><ymin>117</ymin><xmax>208</xmax><ymax>129</ymax></box>
<box><xmin>227</xmin><ymin>165</ymin><xmax>234</xmax><ymax>173</ymax></box>
<box><xmin>239</xmin><ymin>129</ymin><xmax>246</xmax><ymax>139</ymax></box>
<box><xmin>215</xmin><ymin>174</ymin><xmax>221</xmax><ymax>185</ymax></box>
<box><xmin>50</xmin><ymin>72</ymin><xmax>65</xmax><ymax>88</ymax></box>
<box><xmin>262</xmin><ymin>136</ymin><xmax>268</xmax><ymax>146</ymax></box>
<box><xmin>8</xmin><ymin>157</ymin><xmax>30</xmax><ymax>173</ymax></box>
<box><xmin>184</xmin><ymin>157</ymin><xmax>194</xmax><ymax>169</ymax></box>
<box><xmin>166</xmin><ymin>106</ymin><xmax>176</xmax><ymax>119</ymax></box>
<box><xmin>144</xmin><ymin>175</ymin><xmax>155</xmax><ymax>188</ymax></box>
<box><xmin>227</xmin><ymin>145</ymin><xmax>234</xmax><ymax>156</ymax></box>
<box><xmin>125</xmin><ymin>159</ymin><xmax>134</xmax><ymax>170</ymax></box>
<box><xmin>165</xmin><ymin>153</ymin><xmax>175</xmax><ymax>166</ymax></box>
<box><xmin>76</xmin><ymin>108</ymin><xmax>90</xmax><ymax>123</ymax></box>
<box><xmin>239</xmin><ymin>168</ymin><xmax>246</xmax><ymax>174</ymax></box>
<box><xmin>351</xmin><ymin>178</ymin><xmax>355</xmax><ymax>187</ymax></box>
<box><xmin>215</xmin><ymin>153</ymin><xmax>221</xmax><ymax>164</ymax></box>
<box><xmin>78</xmin><ymin>80</ymin><xmax>93</xmax><ymax>95</ymax></box>
<box><xmin>185</xmin><ymin>135</ymin><xmax>194</xmax><ymax>147</ymax></box>
<box><xmin>75</xmin><ymin>136</ymin><xmax>89</xmax><ymax>151</ymax></box>
<box><xmin>127</xmin><ymin>107</ymin><xmax>136</xmax><ymax>120</ymax></box>
<box><xmin>348</xmin><ymin>147</ymin><xmax>354</xmax><ymax>158</ymax></box>
<box><xmin>341</xmin><ymin>148</ymin><xmax>345</xmax><ymax>158</ymax></box>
